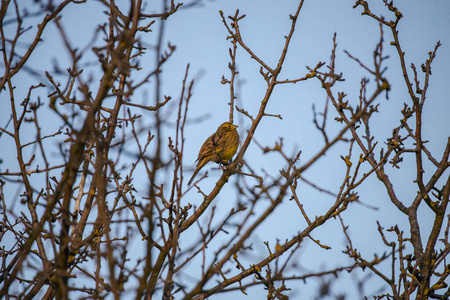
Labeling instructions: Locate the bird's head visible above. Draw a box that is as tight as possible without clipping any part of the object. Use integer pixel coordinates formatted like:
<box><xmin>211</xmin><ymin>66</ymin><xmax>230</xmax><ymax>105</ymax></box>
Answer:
<box><xmin>219</xmin><ymin>122</ymin><xmax>238</xmax><ymax>131</ymax></box>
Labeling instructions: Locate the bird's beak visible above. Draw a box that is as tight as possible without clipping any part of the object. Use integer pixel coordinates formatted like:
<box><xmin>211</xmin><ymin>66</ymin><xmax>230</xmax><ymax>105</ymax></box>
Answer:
<box><xmin>234</xmin><ymin>125</ymin><xmax>239</xmax><ymax>129</ymax></box>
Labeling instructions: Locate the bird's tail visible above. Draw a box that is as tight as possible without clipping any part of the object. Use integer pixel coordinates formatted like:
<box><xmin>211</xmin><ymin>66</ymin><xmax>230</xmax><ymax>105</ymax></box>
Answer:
<box><xmin>187</xmin><ymin>168</ymin><xmax>200</xmax><ymax>186</ymax></box>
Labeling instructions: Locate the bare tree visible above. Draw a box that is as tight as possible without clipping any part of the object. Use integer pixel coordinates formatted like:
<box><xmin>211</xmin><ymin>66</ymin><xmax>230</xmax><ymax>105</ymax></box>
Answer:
<box><xmin>0</xmin><ymin>0</ymin><xmax>448</xmax><ymax>299</ymax></box>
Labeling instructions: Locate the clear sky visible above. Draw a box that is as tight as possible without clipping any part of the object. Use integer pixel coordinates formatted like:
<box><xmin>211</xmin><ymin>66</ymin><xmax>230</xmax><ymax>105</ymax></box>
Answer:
<box><xmin>1</xmin><ymin>0</ymin><xmax>450</xmax><ymax>298</ymax></box>
<box><xmin>155</xmin><ymin>2</ymin><xmax>450</xmax><ymax>296</ymax></box>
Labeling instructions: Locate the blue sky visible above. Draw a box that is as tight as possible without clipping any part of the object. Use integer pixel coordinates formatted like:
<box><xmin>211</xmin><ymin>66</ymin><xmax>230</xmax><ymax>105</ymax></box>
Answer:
<box><xmin>156</xmin><ymin>1</ymin><xmax>450</xmax><ymax>298</ymax></box>
<box><xmin>1</xmin><ymin>0</ymin><xmax>450</xmax><ymax>298</ymax></box>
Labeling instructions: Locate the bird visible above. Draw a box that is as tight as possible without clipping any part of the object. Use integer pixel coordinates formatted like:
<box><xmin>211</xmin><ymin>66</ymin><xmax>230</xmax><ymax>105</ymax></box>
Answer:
<box><xmin>188</xmin><ymin>122</ymin><xmax>240</xmax><ymax>186</ymax></box>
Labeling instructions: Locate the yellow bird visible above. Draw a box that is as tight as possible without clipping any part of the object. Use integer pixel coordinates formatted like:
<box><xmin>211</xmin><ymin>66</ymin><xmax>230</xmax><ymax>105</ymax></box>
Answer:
<box><xmin>188</xmin><ymin>122</ymin><xmax>240</xmax><ymax>186</ymax></box>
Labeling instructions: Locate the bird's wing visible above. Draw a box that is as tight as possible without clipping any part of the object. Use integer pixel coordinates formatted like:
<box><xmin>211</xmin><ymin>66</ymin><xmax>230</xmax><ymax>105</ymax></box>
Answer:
<box><xmin>196</xmin><ymin>133</ymin><xmax>218</xmax><ymax>161</ymax></box>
